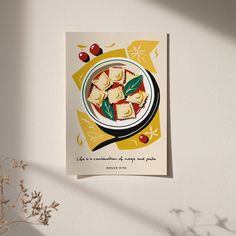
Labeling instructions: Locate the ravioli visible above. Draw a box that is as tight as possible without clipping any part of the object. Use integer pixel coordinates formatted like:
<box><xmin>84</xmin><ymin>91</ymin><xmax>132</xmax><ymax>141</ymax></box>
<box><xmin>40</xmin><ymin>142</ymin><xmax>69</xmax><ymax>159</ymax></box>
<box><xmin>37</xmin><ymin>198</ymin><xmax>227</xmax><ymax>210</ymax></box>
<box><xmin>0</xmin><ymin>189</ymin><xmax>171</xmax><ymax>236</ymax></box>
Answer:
<box><xmin>109</xmin><ymin>67</ymin><xmax>125</xmax><ymax>84</ymax></box>
<box><xmin>107</xmin><ymin>86</ymin><xmax>125</xmax><ymax>104</ymax></box>
<box><xmin>87</xmin><ymin>86</ymin><xmax>107</xmax><ymax>107</ymax></box>
<box><xmin>92</xmin><ymin>72</ymin><xmax>112</xmax><ymax>91</ymax></box>
<box><xmin>126</xmin><ymin>90</ymin><xmax>148</xmax><ymax>107</ymax></box>
<box><xmin>116</xmin><ymin>103</ymin><xmax>135</xmax><ymax>120</ymax></box>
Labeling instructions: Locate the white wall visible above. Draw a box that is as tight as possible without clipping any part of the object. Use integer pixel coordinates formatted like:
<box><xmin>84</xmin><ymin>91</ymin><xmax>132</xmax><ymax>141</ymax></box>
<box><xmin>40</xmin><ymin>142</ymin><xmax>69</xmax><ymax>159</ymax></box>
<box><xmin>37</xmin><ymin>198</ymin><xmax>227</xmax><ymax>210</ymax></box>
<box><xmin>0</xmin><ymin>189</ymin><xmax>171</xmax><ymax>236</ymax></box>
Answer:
<box><xmin>0</xmin><ymin>0</ymin><xmax>236</xmax><ymax>235</ymax></box>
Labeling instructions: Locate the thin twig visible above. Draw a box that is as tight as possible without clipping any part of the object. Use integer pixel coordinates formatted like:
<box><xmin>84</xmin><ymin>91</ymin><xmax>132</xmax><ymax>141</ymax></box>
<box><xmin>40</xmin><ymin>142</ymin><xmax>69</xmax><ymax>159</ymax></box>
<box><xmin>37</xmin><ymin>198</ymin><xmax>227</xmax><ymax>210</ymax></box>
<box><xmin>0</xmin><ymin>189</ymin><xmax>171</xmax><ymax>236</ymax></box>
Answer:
<box><xmin>0</xmin><ymin>158</ymin><xmax>59</xmax><ymax>234</ymax></box>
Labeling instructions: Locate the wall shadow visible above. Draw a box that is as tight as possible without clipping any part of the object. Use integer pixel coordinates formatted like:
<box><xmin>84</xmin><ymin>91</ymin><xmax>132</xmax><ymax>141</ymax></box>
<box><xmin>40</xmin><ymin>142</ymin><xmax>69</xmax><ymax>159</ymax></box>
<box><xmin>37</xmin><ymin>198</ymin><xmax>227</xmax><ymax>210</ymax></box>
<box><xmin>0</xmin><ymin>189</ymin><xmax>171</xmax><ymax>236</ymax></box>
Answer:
<box><xmin>30</xmin><ymin>162</ymin><xmax>181</xmax><ymax>235</ymax></box>
<box><xmin>165</xmin><ymin>34</ymin><xmax>173</xmax><ymax>178</ymax></box>
<box><xmin>0</xmin><ymin>1</ymin><xmax>46</xmax><ymax>236</ymax></box>
<box><xmin>156</xmin><ymin>34</ymin><xmax>173</xmax><ymax>178</ymax></box>
<box><xmin>4</xmin><ymin>223</ymin><xmax>45</xmax><ymax>236</ymax></box>
<box><xmin>146</xmin><ymin>0</ymin><xmax>236</xmax><ymax>41</ymax></box>
<box><xmin>0</xmin><ymin>0</ymin><xmax>25</xmax><ymax>158</ymax></box>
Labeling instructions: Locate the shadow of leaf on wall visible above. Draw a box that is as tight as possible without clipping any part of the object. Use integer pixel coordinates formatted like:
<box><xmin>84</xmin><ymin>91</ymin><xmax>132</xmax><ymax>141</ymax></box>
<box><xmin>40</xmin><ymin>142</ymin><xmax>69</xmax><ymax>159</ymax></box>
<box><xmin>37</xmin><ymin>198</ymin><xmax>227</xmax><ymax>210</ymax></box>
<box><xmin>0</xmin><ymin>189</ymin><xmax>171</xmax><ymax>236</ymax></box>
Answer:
<box><xmin>167</xmin><ymin>207</ymin><xmax>235</xmax><ymax>236</ymax></box>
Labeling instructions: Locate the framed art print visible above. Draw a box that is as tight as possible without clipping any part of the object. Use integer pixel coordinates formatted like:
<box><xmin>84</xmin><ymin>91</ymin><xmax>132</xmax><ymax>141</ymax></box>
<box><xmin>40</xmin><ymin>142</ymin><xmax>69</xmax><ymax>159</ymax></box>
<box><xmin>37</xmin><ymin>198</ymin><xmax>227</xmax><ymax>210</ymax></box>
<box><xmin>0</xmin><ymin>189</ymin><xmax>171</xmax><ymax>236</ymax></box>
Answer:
<box><xmin>66</xmin><ymin>32</ymin><xmax>168</xmax><ymax>176</ymax></box>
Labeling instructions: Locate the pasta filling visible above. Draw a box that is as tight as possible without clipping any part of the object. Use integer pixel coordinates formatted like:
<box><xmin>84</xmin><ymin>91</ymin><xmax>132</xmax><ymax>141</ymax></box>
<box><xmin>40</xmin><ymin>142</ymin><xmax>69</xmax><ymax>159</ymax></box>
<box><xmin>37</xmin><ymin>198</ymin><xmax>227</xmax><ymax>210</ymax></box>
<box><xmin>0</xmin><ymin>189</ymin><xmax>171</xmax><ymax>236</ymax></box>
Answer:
<box><xmin>107</xmin><ymin>87</ymin><xmax>125</xmax><ymax>104</ymax></box>
<box><xmin>127</xmin><ymin>90</ymin><xmax>148</xmax><ymax>107</ymax></box>
<box><xmin>109</xmin><ymin>67</ymin><xmax>125</xmax><ymax>84</ymax></box>
<box><xmin>92</xmin><ymin>72</ymin><xmax>112</xmax><ymax>91</ymax></box>
<box><xmin>87</xmin><ymin>86</ymin><xmax>107</xmax><ymax>107</ymax></box>
<box><xmin>116</xmin><ymin>103</ymin><xmax>135</xmax><ymax>120</ymax></box>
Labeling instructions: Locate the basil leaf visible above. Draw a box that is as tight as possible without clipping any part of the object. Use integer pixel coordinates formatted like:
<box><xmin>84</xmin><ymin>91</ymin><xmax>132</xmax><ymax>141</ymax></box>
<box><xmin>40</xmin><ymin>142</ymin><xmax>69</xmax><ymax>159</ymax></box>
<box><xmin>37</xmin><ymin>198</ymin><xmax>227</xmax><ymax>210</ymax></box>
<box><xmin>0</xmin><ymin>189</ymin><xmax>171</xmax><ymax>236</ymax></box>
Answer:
<box><xmin>124</xmin><ymin>75</ymin><xmax>143</xmax><ymax>96</ymax></box>
<box><xmin>101</xmin><ymin>98</ymin><xmax>115</xmax><ymax>120</ymax></box>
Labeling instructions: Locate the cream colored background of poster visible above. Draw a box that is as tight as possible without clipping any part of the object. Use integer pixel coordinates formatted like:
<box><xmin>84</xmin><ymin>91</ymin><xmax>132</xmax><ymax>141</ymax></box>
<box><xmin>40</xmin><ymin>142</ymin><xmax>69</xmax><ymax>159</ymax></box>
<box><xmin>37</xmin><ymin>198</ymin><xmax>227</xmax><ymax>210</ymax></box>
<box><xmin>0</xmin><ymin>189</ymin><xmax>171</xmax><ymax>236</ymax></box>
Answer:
<box><xmin>1</xmin><ymin>0</ymin><xmax>236</xmax><ymax>236</ymax></box>
<box><xmin>66</xmin><ymin>33</ymin><xmax>167</xmax><ymax>175</ymax></box>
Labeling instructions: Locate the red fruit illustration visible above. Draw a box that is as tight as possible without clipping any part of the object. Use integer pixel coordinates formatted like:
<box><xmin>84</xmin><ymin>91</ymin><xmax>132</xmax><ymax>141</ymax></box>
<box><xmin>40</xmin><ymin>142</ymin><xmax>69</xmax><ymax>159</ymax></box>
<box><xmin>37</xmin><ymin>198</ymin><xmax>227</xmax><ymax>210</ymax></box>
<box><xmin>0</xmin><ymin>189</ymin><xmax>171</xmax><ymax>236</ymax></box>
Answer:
<box><xmin>79</xmin><ymin>52</ymin><xmax>90</xmax><ymax>62</ymax></box>
<box><xmin>90</xmin><ymin>43</ymin><xmax>103</xmax><ymax>56</ymax></box>
<box><xmin>139</xmin><ymin>134</ymin><xmax>149</xmax><ymax>143</ymax></box>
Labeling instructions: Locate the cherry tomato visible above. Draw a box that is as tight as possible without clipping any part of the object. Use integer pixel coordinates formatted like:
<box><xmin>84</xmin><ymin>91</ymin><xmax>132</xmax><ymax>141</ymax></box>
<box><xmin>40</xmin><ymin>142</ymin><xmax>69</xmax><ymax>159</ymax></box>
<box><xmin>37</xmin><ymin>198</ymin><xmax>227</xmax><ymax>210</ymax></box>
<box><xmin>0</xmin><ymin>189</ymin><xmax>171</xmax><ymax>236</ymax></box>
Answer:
<box><xmin>139</xmin><ymin>134</ymin><xmax>149</xmax><ymax>143</ymax></box>
<box><xmin>90</xmin><ymin>43</ymin><xmax>102</xmax><ymax>56</ymax></box>
<box><xmin>79</xmin><ymin>52</ymin><xmax>90</xmax><ymax>62</ymax></box>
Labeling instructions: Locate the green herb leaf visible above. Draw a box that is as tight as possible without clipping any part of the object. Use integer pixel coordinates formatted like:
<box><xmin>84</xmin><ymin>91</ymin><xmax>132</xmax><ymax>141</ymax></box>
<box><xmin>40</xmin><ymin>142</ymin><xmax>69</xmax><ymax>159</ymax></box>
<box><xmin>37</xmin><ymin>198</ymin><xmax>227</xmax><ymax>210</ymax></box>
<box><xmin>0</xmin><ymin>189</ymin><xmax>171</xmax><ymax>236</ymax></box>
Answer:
<box><xmin>101</xmin><ymin>98</ymin><xmax>115</xmax><ymax>120</ymax></box>
<box><xmin>124</xmin><ymin>75</ymin><xmax>143</xmax><ymax>96</ymax></box>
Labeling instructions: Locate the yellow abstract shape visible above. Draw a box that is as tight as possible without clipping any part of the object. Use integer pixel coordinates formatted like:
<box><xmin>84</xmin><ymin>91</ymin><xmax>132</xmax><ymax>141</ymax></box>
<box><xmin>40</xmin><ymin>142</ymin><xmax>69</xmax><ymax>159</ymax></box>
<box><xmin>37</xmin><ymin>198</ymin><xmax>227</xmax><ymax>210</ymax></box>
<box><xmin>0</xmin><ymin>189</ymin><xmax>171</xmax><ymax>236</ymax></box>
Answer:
<box><xmin>105</xmin><ymin>42</ymin><xmax>116</xmax><ymax>48</ymax></box>
<box><xmin>77</xmin><ymin>111</ymin><xmax>115</xmax><ymax>150</ymax></box>
<box><xmin>77</xmin><ymin>134</ymin><xmax>83</xmax><ymax>146</ymax></box>
<box><xmin>77</xmin><ymin>44</ymin><xmax>87</xmax><ymax>49</ymax></box>
<box><xmin>127</xmin><ymin>40</ymin><xmax>159</xmax><ymax>73</ymax></box>
<box><xmin>116</xmin><ymin>111</ymin><xmax>161</xmax><ymax>150</ymax></box>
<box><xmin>73</xmin><ymin>49</ymin><xmax>127</xmax><ymax>90</ymax></box>
<box><xmin>155</xmin><ymin>48</ymin><xmax>159</xmax><ymax>58</ymax></box>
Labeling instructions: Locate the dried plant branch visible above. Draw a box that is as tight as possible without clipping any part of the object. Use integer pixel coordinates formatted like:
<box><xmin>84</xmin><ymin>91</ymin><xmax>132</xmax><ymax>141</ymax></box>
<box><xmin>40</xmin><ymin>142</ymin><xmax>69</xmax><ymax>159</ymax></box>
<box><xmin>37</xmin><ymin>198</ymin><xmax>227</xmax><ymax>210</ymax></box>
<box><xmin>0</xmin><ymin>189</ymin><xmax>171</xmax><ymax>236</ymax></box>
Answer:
<box><xmin>0</xmin><ymin>158</ymin><xmax>59</xmax><ymax>234</ymax></box>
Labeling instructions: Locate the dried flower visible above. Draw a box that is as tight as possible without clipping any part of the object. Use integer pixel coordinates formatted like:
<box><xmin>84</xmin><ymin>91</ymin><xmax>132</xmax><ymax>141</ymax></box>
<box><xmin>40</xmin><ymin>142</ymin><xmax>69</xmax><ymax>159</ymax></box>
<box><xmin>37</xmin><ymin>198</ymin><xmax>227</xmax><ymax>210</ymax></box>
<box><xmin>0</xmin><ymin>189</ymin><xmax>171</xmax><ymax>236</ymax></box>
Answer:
<box><xmin>0</xmin><ymin>158</ymin><xmax>59</xmax><ymax>234</ymax></box>
<box><xmin>12</xmin><ymin>159</ymin><xmax>27</xmax><ymax>170</ymax></box>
